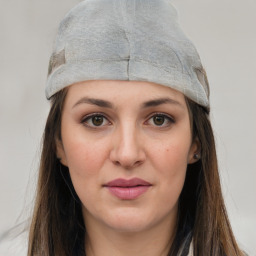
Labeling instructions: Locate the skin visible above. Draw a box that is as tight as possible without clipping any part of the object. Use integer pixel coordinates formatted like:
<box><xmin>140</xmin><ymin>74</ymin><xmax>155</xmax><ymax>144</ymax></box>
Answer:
<box><xmin>57</xmin><ymin>80</ymin><xmax>199</xmax><ymax>256</ymax></box>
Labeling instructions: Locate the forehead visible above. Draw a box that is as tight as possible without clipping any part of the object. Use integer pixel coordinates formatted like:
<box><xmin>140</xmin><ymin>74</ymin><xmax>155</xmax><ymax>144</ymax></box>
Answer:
<box><xmin>65</xmin><ymin>80</ymin><xmax>186</xmax><ymax>105</ymax></box>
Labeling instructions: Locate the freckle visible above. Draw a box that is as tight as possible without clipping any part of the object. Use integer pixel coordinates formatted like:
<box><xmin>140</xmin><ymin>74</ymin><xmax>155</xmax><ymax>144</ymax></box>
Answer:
<box><xmin>166</xmin><ymin>149</ymin><xmax>169</xmax><ymax>152</ymax></box>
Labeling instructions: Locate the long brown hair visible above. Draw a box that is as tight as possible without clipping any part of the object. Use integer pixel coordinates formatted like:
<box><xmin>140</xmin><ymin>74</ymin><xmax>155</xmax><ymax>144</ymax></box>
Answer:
<box><xmin>28</xmin><ymin>86</ymin><xmax>244</xmax><ymax>256</ymax></box>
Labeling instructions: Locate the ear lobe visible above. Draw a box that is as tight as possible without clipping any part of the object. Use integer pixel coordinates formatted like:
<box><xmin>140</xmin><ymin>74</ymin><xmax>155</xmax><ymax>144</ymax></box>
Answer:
<box><xmin>188</xmin><ymin>137</ymin><xmax>201</xmax><ymax>164</ymax></box>
<box><xmin>56</xmin><ymin>139</ymin><xmax>68</xmax><ymax>167</ymax></box>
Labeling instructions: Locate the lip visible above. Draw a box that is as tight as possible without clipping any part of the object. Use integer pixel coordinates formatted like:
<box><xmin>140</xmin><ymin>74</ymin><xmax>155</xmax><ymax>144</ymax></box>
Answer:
<box><xmin>104</xmin><ymin>178</ymin><xmax>152</xmax><ymax>200</ymax></box>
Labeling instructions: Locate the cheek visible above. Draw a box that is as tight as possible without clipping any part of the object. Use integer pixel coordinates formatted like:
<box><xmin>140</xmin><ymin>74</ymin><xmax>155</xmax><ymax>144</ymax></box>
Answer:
<box><xmin>149</xmin><ymin>139</ymin><xmax>190</xmax><ymax>174</ymax></box>
<box><xmin>63</xmin><ymin>136</ymin><xmax>110</xmax><ymax>205</ymax></box>
<box><xmin>62</xmin><ymin>132</ymin><xmax>109</xmax><ymax>178</ymax></box>
<box><xmin>147</xmin><ymin>133</ymin><xmax>191</xmax><ymax>195</ymax></box>
<box><xmin>159</xmin><ymin>145</ymin><xmax>188</xmax><ymax>189</ymax></box>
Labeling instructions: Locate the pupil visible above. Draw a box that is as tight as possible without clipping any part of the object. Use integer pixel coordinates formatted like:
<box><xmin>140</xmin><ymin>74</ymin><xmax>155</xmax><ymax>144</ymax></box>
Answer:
<box><xmin>154</xmin><ymin>116</ymin><xmax>164</xmax><ymax>125</ymax></box>
<box><xmin>92</xmin><ymin>116</ymin><xmax>103</xmax><ymax>126</ymax></box>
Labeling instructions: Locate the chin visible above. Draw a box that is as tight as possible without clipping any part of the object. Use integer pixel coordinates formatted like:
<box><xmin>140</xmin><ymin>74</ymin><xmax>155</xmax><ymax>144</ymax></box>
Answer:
<box><xmin>107</xmin><ymin>220</ymin><xmax>150</xmax><ymax>234</ymax></box>
<box><xmin>103</xmin><ymin>208</ymin><xmax>157</xmax><ymax>233</ymax></box>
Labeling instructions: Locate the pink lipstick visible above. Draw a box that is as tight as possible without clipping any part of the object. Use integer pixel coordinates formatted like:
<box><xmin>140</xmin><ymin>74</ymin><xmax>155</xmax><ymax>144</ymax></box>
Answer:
<box><xmin>104</xmin><ymin>178</ymin><xmax>152</xmax><ymax>200</ymax></box>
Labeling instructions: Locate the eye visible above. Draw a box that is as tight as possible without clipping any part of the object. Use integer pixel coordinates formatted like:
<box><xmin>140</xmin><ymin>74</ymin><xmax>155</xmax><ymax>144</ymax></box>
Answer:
<box><xmin>146</xmin><ymin>113</ymin><xmax>175</xmax><ymax>127</ymax></box>
<box><xmin>82</xmin><ymin>114</ymin><xmax>110</xmax><ymax>128</ymax></box>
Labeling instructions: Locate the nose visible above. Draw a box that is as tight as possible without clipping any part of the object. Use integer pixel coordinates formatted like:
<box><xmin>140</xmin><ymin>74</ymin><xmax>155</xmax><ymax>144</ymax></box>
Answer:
<box><xmin>109</xmin><ymin>123</ymin><xmax>146</xmax><ymax>169</ymax></box>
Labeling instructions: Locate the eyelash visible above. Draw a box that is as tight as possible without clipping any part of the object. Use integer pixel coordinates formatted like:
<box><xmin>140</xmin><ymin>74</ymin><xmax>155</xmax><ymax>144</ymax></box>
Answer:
<box><xmin>81</xmin><ymin>113</ymin><xmax>111</xmax><ymax>129</ymax></box>
<box><xmin>81</xmin><ymin>112</ymin><xmax>175</xmax><ymax>129</ymax></box>
<box><xmin>145</xmin><ymin>113</ymin><xmax>175</xmax><ymax>127</ymax></box>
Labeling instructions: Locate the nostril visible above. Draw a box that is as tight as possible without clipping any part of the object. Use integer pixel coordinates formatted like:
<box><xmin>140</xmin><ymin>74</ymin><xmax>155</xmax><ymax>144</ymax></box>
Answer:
<box><xmin>113</xmin><ymin>160</ymin><xmax>121</xmax><ymax>166</ymax></box>
<box><xmin>134</xmin><ymin>160</ymin><xmax>143</xmax><ymax>167</ymax></box>
<box><xmin>112</xmin><ymin>159</ymin><xmax>143</xmax><ymax>169</ymax></box>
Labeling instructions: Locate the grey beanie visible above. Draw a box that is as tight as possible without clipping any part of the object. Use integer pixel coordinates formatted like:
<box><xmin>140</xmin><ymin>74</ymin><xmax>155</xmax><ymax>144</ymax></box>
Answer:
<box><xmin>46</xmin><ymin>0</ymin><xmax>209</xmax><ymax>107</ymax></box>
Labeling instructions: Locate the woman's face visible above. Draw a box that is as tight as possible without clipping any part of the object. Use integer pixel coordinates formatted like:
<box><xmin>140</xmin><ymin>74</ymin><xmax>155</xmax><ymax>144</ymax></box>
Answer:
<box><xmin>57</xmin><ymin>80</ymin><xmax>199</xmax><ymax>233</ymax></box>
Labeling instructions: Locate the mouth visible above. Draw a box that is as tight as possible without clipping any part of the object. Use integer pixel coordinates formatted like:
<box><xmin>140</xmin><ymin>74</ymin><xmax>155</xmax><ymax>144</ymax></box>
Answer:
<box><xmin>103</xmin><ymin>178</ymin><xmax>152</xmax><ymax>200</ymax></box>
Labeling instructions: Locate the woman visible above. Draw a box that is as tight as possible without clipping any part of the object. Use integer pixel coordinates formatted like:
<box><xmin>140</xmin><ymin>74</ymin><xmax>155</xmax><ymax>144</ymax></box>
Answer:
<box><xmin>28</xmin><ymin>0</ymin><xmax>245</xmax><ymax>255</ymax></box>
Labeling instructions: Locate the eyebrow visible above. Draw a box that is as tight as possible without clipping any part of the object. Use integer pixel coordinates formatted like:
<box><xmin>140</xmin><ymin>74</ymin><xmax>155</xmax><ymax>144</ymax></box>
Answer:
<box><xmin>141</xmin><ymin>98</ymin><xmax>184</xmax><ymax>109</ymax></box>
<box><xmin>72</xmin><ymin>97</ymin><xmax>184</xmax><ymax>109</ymax></box>
<box><xmin>72</xmin><ymin>97</ymin><xmax>113</xmax><ymax>109</ymax></box>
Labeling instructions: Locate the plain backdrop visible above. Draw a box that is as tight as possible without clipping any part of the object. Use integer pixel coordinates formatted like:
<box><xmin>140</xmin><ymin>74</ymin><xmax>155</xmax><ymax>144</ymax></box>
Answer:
<box><xmin>0</xmin><ymin>0</ymin><xmax>255</xmax><ymax>255</ymax></box>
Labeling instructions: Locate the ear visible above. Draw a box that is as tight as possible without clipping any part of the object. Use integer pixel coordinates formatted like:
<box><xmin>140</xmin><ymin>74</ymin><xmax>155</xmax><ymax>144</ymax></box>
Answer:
<box><xmin>187</xmin><ymin>137</ymin><xmax>201</xmax><ymax>164</ymax></box>
<box><xmin>56</xmin><ymin>138</ymin><xmax>68</xmax><ymax>167</ymax></box>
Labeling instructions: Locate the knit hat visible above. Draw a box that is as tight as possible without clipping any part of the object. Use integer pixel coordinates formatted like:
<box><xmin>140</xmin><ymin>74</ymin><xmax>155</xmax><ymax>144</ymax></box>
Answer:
<box><xmin>46</xmin><ymin>0</ymin><xmax>209</xmax><ymax>107</ymax></box>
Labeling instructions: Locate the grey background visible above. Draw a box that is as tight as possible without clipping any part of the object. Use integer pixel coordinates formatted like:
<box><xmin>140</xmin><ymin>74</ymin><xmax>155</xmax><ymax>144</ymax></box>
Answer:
<box><xmin>0</xmin><ymin>0</ymin><xmax>255</xmax><ymax>254</ymax></box>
